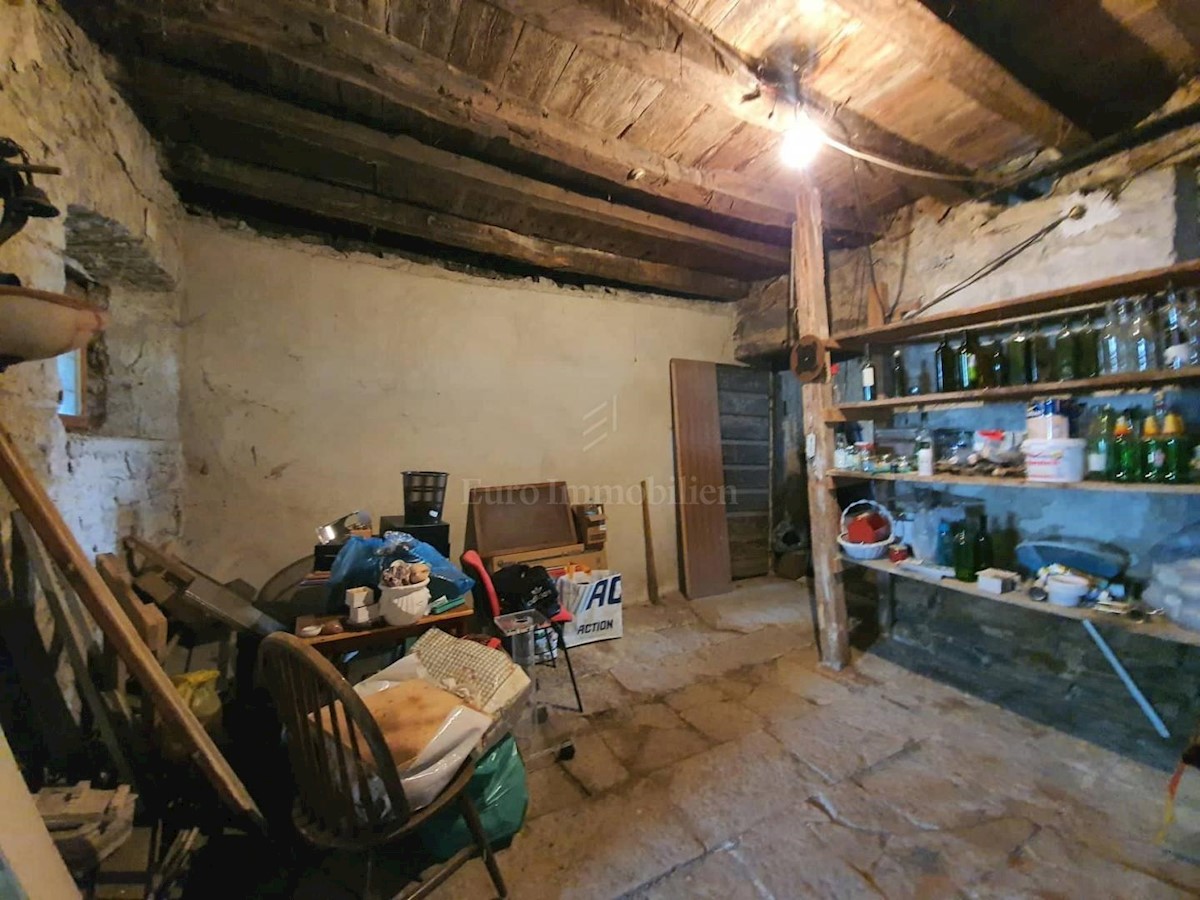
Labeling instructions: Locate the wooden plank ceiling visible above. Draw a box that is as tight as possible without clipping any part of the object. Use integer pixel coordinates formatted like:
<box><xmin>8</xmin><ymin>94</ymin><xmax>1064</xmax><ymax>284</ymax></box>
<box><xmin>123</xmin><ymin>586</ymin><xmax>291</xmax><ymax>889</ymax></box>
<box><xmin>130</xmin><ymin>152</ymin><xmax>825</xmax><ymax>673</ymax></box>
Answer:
<box><xmin>68</xmin><ymin>0</ymin><xmax>1200</xmax><ymax>300</ymax></box>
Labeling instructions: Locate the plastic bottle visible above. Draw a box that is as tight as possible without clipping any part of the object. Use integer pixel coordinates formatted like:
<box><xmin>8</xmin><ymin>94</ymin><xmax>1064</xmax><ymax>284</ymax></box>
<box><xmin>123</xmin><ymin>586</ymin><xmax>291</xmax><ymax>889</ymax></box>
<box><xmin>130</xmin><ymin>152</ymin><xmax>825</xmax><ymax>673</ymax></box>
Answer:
<box><xmin>1129</xmin><ymin>298</ymin><xmax>1161</xmax><ymax>372</ymax></box>
<box><xmin>1161</xmin><ymin>289</ymin><xmax>1190</xmax><ymax>370</ymax></box>
<box><xmin>915</xmin><ymin>414</ymin><xmax>934</xmax><ymax>477</ymax></box>
<box><xmin>1112</xmin><ymin>413</ymin><xmax>1140</xmax><ymax>482</ymax></box>
<box><xmin>1142</xmin><ymin>412</ymin><xmax>1165</xmax><ymax>483</ymax></box>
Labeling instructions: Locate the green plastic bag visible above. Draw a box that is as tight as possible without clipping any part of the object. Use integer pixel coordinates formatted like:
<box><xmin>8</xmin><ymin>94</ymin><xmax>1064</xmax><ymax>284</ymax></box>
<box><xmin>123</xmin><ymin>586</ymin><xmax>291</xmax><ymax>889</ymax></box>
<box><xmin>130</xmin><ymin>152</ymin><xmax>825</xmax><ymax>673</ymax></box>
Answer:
<box><xmin>419</xmin><ymin>736</ymin><xmax>529</xmax><ymax>860</ymax></box>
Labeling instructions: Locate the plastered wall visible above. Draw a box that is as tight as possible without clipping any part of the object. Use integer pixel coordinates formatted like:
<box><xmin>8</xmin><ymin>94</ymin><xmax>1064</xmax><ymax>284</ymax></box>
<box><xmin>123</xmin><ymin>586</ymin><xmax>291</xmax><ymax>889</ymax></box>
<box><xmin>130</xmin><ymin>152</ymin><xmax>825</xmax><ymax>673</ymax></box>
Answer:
<box><xmin>179</xmin><ymin>220</ymin><xmax>738</xmax><ymax>600</ymax></box>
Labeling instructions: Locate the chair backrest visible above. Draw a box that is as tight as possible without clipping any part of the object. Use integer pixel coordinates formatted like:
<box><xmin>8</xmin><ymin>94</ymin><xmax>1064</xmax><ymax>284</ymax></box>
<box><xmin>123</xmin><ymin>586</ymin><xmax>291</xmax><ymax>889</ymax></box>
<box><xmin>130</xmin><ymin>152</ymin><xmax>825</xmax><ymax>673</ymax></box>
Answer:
<box><xmin>460</xmin><ymin>550</ymin><xmax>502</xmax><ymax>619</ymax></box>
<box><xmin>257</xmin><ymin>632</ymin><xmax>410</xmax><ymax>844</ymax></box>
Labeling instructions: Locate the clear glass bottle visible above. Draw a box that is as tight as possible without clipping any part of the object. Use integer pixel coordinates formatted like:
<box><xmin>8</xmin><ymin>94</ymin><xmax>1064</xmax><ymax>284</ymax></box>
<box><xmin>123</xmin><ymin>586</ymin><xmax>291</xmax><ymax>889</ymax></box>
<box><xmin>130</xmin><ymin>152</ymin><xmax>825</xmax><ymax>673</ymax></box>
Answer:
<box><xmin>1075</xmin><ymin>316</ymin><xmax>1098</xmax><ymax>378</ymax></box>
<box><xmin>1161</xmin><ymin>289</ymin><xmax>1188</xmax><ymax>370</ymax></box>
<box><xmin>834</xmin><ymin>431</ymin><xmax>850</xmax><ymax>470</ymax></box>
<box><xmin>1085</xmin><ymin>405</ymin><xmax>1114</xmax><ymax>480</ymax></box>
<box><xmin>1184</xmin><ymin>290</ymin><xmax>1200</xmax><ymax>367</ymax></box>
<box><xmin>915</xmin><ymin>414</ymin><xmax>934</xmax><ymax>477</ymax></box>
<box><xmin>1099</xmin><ymin>301</ymin><xmax>1124</xmax><ymax>374</ymax></box>
<box><xmin>891</xmin><ymin>347</ymin><xmax>908</xmax><ymax>397</ymax></box>
<box><xmin>1129</xmin><ymin>297</ymin><xmax>1161</xmax><ymax>372</ymax></box>
<box><xmin>861</xmin><ymin>343</ymin><xmax>877</xmax><ymax>401</ymax></box>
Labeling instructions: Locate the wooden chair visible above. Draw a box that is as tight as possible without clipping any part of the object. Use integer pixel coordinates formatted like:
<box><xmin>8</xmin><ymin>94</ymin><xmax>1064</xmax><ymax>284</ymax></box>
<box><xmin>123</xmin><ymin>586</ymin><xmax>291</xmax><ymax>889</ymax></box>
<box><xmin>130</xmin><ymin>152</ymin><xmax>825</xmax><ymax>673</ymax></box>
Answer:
<box><xmin>257</xmin><ymin>632</ymin><xmax>508</xmax><ymax>899</ymax></box>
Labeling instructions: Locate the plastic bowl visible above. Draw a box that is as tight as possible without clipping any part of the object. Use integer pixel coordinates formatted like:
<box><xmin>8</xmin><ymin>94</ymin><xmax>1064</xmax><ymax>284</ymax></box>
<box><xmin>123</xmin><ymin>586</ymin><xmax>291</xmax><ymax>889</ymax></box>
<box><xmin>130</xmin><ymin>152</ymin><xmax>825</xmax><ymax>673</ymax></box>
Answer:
<box><xmin>1045</xmin><ymin>574</ymin><xmax>1089</xmax><ymax>607</ymax></box>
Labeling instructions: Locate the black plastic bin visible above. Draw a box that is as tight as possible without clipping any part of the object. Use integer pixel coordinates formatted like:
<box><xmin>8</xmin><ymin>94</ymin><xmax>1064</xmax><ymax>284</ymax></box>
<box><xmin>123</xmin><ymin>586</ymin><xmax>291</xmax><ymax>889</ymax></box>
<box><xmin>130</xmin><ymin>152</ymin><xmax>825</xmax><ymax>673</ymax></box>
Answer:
<box><xmin>403</xmin><ymin>470</ymin><xmax>448</xmax><ymax>524</ymax></box>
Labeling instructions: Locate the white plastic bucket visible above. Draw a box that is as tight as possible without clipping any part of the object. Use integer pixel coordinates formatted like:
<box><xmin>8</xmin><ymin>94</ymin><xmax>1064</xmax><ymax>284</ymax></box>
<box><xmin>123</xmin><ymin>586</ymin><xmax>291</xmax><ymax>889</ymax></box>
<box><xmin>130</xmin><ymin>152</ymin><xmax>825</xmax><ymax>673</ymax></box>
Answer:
<box><xmin>1023</xmin><ymin>438</ymin><xmax>1086</xmax><ymax>483</ymax></box>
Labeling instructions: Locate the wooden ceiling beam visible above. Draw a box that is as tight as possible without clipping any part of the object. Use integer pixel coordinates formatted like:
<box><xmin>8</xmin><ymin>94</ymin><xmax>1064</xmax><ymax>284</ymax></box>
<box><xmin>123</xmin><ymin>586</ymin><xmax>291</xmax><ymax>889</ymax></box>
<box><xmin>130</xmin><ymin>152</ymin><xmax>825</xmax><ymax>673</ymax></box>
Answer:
<box><xmin>173</xmin><ymin>149</ymin><xmax>750</xmax><ymax>300</ymax></box>
<box><xmin>123</xmin><ymin>62</ymin><xmax>790</xmax><ymax>272</ymax></box>
<box><xmin>830</xmin><ymin>0</ymin><xmax>1092</xmax><ymax>153</ymax></box>
<box><xmin>79</xmin><ymin>0</ymin><xmax>823</xmax><ymax>232</ymax></box>
<box><xmin>484</xmin><ymin>0</ymin><xmax>975</xmax><ymax>199</ymax></box>
<box><xmin>1158</xmin><ymin>0</ymin><xmax>1200</xmax><ymax>56</ymax></box>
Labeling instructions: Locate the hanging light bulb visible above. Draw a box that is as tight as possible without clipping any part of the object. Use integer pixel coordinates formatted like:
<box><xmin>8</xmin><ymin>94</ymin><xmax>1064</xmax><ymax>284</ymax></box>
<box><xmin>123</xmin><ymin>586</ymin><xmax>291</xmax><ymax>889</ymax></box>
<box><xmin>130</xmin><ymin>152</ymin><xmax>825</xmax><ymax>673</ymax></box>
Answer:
<box><xmin>780</xmin><ymin>113</ymin><xmax>828</xmax><ymax>169</ymax></box>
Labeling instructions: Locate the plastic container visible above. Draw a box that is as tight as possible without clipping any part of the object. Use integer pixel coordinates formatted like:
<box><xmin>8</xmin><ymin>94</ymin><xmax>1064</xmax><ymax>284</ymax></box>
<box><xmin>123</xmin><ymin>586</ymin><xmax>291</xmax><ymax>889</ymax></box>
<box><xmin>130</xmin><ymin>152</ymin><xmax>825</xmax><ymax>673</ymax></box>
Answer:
<box><xmin>1023</xmin><ymin>438</ymin><xmax>1086</xmax><ymax>482</ymax></box>
<box><xmin>379</xmin><ymin>580</ymin><xmax>431</xmax><ymax>626</ymax></box>
<box><xmin>1045</xmin><ymin>574</ymin><xmax>1089</xmax><ymax>607</ymax></box>
<box><xmin>403</xmin><ymin>471</ymin><xmax>449</xmax><ymax>524</ymax></box>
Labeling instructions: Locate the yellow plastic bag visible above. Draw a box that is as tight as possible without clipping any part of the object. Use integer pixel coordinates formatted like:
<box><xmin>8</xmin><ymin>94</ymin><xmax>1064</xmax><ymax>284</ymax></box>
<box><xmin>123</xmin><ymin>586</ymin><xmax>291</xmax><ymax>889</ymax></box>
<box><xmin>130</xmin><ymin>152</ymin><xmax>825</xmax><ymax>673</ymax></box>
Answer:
<box><xmin>158</xmin><ymin>670</ymin><xmax>223</xmax><ymax>760</ymax></box>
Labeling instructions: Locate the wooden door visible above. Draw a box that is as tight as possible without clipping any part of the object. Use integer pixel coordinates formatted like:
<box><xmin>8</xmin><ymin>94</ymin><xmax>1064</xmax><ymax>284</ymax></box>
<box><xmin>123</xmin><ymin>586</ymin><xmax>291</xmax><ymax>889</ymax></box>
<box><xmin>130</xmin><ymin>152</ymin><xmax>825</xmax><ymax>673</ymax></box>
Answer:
<box><xmin>670</xmin><ymin>360</ymin><xmax>733</xmax><ymax>599</ymax></box>
<box><xmin>717</xmin><ymin>365</ymin><xmax>771</xmax><ymax>579</ymax></box>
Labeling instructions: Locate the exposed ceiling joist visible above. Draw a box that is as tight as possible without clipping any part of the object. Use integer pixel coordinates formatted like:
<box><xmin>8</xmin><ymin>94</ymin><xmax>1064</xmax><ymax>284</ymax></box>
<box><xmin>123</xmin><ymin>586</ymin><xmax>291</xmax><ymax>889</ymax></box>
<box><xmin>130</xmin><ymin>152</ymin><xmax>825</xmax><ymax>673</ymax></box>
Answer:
<box><xmin>1159</xmin><ymin>0</ymin><xmax>1200</xmax><ymax>56</ymax></box>
<box><xmin>85</xmin><ymin>0</ymin><xmax>841</xmax><ymax>233</ymax></box>
<box><xmin>124</xmin><ymin>62</ymin><xmax>790</xmax><ymax>274</ymax></box>
<box><xmin>830</xmin><ymin>0</ymin><xmax>1093</xmax><ymax>153</ymax></box>
<box><xmin>176</xmin><ymin>149</ymin><xmax>750</xmax><ymax>300</ymax></box>
<box><xmin>484</xmin><ymin>0</ymin><xmax>974</xmax><ymax>202</ymax></box>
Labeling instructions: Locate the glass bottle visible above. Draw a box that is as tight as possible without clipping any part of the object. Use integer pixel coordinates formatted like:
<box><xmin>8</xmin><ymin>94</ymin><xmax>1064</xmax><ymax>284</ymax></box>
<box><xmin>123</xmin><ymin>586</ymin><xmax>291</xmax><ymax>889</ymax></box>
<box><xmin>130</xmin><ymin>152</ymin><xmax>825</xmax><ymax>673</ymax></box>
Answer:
<box><xmin>1163</xmin><ymin>290</ymin><xmax>1191</xmax><ymax>371</ymax></box>
<box><xmin>1163</xmin><ymin>410</ymin><xmax>1190</xmax><ymax>484</ymax></box>
<box><xmin>978</xmin><ymin>341</ymin><xmax>1004</xmax><ymax>388</ymax></box>
<box><xmin>1075</xmin><ymin>315</ymin><xmax>1099</xmax><ymax>379</ymax></box>
<box><xmin>1053</xmin><ymin>320</ymin><xmax>1077</xmax><ymax>380</ymax></box>
<box><xmin>891</xmin><ymin>348</ymin><xmax>908</xmax><ymax>397</ymax></box>
<box><xmin>861</xmin><ymin>343</ymin><xmax>877</xmax><ymax>402</ymax></box>
<box><xmin>1184</xmin><ymin>290</ymin><xmax>1200</xmax><ymax>367</ymax></box>
<box><xmin>1029</xmin><ymin>327</ymin><xmax>1054</xmax><ymax>383</ymax></box>
<box><xmin>834</xmin><ymin>431</ymin><xmax>850</xmax><ymax>470</ymax></box>
<box><xmin>1112</xmin><ymin>413</ymin><xmax>1140</xmax><ymax>482</ymax></box>
<box><xmin>1099</xmin><ymin>301</ymin><xmax>1124</xmax><ymax>374</ymax></box>
<box><xmin>975</xmin><ymin>517</ymin><xmax>993</xmax><ymax>570</ymax></box>
<box><xmin>953</xmin><ymin>523</ymin><xmax>977</xmax><ymax>582</ymax></box>
<box><xmin>915</xmin><ymin>414</ymin><xmax>934</xmax><ymax>477</ymax></box>
<box><xmin>936</xmin><ymin>521</ymin><xmax>954</xmax><ymax>567</ymax></box>
<box><xmin>935</xmin><ymin>335</ymin><xmax>958</xmax><ymax>393</ymax></box>
<box><xmin>1142</xmin><ymin>411</ymin><xmax>1165</xmax><ymax>483</ymax></box>
<box><xmin>1129</xmin><ymin>298</ymin><xmax>1160</xmax><ymax>372</ymax></box>
<box><xmin>1006</xmin><ymin>325</ymin><xmax>1030</xmax><ymax>385</ymax></box>
<box><xmin>1085</xmin><ymin>405</ymin><xmax>1114</xmax><ymax>481</ymax></box>
<box><xmin>957</xmin><ymin>331</ymin><xmax>980</xmax><ymax>390</ymax></box>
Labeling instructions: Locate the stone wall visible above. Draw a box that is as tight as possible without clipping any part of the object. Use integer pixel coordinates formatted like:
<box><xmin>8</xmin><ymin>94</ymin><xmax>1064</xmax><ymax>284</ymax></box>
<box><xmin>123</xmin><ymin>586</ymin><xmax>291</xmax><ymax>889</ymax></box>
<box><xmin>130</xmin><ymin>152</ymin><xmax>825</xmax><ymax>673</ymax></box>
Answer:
<box><xmin>826</xmin><ymin>163</ymin><xmax>1200</xmax><ymax>767</ymax></box>
<box><xmin>178</xmin><ymin>218</ymin><xmax>738</xmax><ymax>601</ymax></box>
<box><xmin>0</xmin><ymin>5</ymin><xmax>184</xmax><ymax>568</ymax></box>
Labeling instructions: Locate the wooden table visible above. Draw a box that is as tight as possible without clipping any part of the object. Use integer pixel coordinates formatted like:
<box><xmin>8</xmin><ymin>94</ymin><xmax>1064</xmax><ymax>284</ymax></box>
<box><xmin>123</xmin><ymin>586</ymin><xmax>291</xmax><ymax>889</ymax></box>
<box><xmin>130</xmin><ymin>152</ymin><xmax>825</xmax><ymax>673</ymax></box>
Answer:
<box><xmin>295</xmin><ymin>598</ymin><xmax>475</xmax><ymax>657</ymax></box>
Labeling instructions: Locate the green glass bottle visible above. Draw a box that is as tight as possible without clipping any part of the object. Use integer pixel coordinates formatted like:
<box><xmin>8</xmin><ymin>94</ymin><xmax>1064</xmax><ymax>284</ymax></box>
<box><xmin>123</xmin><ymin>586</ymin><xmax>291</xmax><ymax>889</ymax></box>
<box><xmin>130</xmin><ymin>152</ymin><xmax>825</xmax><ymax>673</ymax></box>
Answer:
<box><xmin>1142</xmin><ymin>413</ymin><xmax>1165</xmax><ymax>483</ymax></box>
<box><xmin>1054</xmin><ymin>321</ymin><xmax>1077</xmax><ymax>380</ymax></box>
<box><xmin>935</xmin><ymin>335</ymin><xmax>958</xmax><ymax>393</ymax></box>
<box><xmin>953</xmin><ymin>524</ymin><xmax>977</xmax><ymax>582</ymax></box>
<box><xmin>986</xmin><ymin>341</ymin><xmax>1007</xmax><ymax>387</ymax></box>
<box><xmin>1029</xmin><ymin>329</ymin><xmax>1055</xmax><ymax>383</ymax></box>
<box><xmin>1164</xmin><ymin>411</ymin><xmax>1190</xmax><ymax>484</ymax></box>
<box><xmin>957</xmin><ymin>331</ymin><xmax>980</xmax><ymax>390</ymax></box>
<box><xmin>1006</xmin><ymin>326</ymin><xmax>1030</xmax><ymax>385</ymax></box>
<box><xmin>1112</xmin><ymin>414</ymin><xmax>1140</xmax><ymax>482</ymax></box>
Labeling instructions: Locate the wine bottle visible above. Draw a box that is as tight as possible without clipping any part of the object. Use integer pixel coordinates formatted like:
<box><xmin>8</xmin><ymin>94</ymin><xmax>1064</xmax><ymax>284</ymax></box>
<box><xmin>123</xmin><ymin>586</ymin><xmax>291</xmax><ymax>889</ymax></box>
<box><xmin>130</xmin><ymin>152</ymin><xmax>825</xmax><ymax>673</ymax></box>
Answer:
<box><xmin>934</xmin><ymin>335</ymin><xmax>957</xmax><ymax>393</ymax></box>
<box><xmin>861</xmin><ymin>343</ymin><xmax>877</xmax><ymax>402</ymax></box>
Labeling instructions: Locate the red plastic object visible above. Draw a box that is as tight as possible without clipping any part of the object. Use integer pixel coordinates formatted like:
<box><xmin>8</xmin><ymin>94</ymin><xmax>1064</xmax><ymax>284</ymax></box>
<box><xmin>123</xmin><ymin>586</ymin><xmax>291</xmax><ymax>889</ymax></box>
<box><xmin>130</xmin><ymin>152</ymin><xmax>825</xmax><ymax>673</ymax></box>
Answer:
<box><xmin>460</xmin><ymin>549</ymin><xmax>502</xmax><ymax>618</ymax></box>
<box><xmin>846</xmin><ymin>513</ymin><xmax>889</xmax><ymax>544</ymax></box>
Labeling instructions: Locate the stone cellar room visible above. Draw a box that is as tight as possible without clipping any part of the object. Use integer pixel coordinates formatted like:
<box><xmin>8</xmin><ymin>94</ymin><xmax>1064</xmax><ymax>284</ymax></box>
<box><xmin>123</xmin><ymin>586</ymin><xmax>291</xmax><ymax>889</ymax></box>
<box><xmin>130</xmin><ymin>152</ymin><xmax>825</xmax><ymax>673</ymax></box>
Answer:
<box><xmin>6</xmin><ymin>1</ymin><xmax>1200</xmax><ymax>898</ymax></box>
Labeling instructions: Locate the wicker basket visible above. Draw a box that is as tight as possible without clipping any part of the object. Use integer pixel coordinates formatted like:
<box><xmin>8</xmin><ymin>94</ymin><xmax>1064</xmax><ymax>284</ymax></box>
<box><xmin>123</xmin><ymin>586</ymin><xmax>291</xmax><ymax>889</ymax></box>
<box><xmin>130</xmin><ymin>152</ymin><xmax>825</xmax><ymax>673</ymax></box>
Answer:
<box><xmin>837</xmin><ymin>499</ymin><xmax>894</xmax><ymax>560</ymax></box>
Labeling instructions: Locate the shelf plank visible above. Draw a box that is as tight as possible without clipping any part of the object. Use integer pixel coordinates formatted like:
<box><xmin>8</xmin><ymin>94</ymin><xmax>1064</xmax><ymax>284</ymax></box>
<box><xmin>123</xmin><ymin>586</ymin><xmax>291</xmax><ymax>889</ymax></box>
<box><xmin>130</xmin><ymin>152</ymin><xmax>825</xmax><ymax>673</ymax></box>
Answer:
<box><xmin>829</xmin><ymin>258</ymin><xmax>1200</xmax><ymax>351</ymax></box>
<box><xmin>842</xmin><ymin>555</ymin><xmax>1200</xmax><ymax>649</ymax></box>
<box><xmin>828</xmin><ymin>469</ymin><xmax>1200</xmax><ymax>494</ymax></box>
<box><xmin>826</xmin><ymin>366</ymin><xmax>1200</xmax><ymax>421</ymax></box>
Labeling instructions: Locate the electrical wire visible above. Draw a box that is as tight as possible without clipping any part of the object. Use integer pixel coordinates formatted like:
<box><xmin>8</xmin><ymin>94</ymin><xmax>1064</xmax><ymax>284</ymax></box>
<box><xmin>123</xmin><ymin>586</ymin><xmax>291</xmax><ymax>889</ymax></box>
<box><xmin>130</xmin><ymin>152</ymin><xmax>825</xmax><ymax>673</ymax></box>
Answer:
<box><xmin>901</xmin><ymin>205</ymin><xmax>1085</xmax><ymax>319</ymax></box>
<box><xmin>822</xmin><ymin>132</ymin><xmax>989</xmax><ymax>183</ymax></box>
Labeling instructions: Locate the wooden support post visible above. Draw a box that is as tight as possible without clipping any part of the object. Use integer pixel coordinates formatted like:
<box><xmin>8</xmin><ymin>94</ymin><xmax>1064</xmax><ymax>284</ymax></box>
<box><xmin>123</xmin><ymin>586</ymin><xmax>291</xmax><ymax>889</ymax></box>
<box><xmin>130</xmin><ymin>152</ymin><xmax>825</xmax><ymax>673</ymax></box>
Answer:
<box><xmin>794</xmin><ymin>184</ymin><xmax>851</xmax><ymax>669</ymax></box>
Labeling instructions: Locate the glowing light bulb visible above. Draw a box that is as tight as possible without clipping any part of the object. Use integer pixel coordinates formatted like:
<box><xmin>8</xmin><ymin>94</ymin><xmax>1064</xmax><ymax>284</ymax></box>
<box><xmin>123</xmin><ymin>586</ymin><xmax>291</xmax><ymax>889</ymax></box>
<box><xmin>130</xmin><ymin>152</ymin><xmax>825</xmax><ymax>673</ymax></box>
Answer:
<box><xmin>780</xmin><ymin>114</ymin><xmax>827</xmax><ymax>169</ymax></box>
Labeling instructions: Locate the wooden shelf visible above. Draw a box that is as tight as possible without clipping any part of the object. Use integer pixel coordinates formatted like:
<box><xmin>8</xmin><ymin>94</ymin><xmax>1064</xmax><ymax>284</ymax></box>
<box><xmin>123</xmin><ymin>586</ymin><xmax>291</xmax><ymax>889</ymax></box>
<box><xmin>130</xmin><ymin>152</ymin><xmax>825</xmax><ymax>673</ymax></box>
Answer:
<box><xmin>828</xmin><ymin>258</ymin><xmax>1200</xmax><ymax>352</ymax></box>
<box><xmin>826</xmin><ymin>366</ymin><xmax>1200</xmax><ymax>421</ymax></box>
<box><xmin>828</xmin><ymin>469</ymin><xmax>1200</xmax><ymax>494</ymax></box>
<box><xmin>842</xmin><ymin>555</ymin><xmax>1200</xmax><ymax>649</ymax></box>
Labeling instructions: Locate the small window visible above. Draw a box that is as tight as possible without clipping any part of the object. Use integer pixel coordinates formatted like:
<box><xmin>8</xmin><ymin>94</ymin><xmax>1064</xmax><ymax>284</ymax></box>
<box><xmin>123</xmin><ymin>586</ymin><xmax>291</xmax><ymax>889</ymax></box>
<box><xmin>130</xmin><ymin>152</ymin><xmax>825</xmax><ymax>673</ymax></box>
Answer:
<box><xmin>56</xmin><ymin>346</ymin><xmax>88</xmax><ymax>428</ymax></box>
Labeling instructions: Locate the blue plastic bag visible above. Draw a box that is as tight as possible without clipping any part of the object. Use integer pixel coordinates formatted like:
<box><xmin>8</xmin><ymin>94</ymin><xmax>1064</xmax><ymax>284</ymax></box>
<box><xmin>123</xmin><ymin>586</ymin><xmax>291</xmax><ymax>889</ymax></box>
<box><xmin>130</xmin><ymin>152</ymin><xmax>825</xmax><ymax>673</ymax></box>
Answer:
<box><xmin>419</xmin><ymin>736</ymin><xmax>528</xmax><ymax>860</ymax></box>
<box><xmin>382</xmin><ymin>531</ymin><xmax>474</xmax><ymax>601</ymax></box>
<box><xmin>326</xmin><ymin>536</ymin><xmax>387</xmax><ymax>611</ymax></box>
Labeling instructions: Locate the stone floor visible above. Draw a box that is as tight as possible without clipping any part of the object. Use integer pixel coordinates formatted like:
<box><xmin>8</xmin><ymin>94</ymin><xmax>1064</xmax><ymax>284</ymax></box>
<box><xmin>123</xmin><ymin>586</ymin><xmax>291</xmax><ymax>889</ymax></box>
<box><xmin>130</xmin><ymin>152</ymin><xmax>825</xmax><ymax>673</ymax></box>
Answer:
<box><xmin>413</xmin><ymin>576</ymin><xmax>1200</xmax><ymax>900</ymax></box>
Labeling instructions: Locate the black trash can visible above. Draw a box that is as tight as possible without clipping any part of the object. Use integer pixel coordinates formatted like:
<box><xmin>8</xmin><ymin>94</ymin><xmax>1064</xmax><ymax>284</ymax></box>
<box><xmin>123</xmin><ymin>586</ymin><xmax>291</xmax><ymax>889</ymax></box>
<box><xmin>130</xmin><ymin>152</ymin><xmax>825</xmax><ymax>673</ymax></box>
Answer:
<box><xmin>403</xmin><ymin>470</ymin><xmax>448</xmax><ymax>524</ymax></box>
